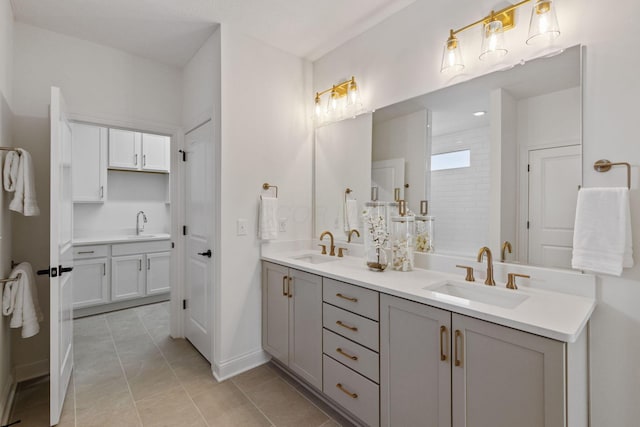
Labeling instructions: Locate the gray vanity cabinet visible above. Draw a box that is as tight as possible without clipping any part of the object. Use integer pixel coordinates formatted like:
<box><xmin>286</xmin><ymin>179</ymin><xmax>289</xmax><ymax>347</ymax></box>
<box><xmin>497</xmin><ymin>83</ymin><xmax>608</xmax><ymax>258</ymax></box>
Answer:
<box><xmin>262</xmin><ymin>262</ymin><xmax>323</xmax><ymax>390</ymax></box>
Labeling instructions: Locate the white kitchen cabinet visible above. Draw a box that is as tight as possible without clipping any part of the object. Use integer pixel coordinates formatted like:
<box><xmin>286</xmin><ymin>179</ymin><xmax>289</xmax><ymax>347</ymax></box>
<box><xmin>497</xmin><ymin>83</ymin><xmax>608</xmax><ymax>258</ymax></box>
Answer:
<box><xmin>262</xmin><ymin>262</ymin><xmax>323</xmax><ymax>390</ymax></box>
<box><xmin>108</xmin><ymin>128</ymin><xmax>141</xmax><ymax>170</ymax></box>
<box><xmin>146</xmin><ymin>251</ymin><xmax>171</xmax><ymax>295</ymax></box>
<box><xmin>71</xmin><ymin>123</ymin><xmax>107</xmax><ymax>202</ymax></box>
<box><xmin>111</xmin><ymin>254</ymin><xmax>145</xmax><ymax>301</ymax></box>
<box><xmin>141</xmin><ymin>133</ymin><xmax>170</xmax><ymax>173</ymax></box>
<box><xmin>72</xmin><ymin>257</ymin><xmax>109</xmax><ymax>309</ymax></box>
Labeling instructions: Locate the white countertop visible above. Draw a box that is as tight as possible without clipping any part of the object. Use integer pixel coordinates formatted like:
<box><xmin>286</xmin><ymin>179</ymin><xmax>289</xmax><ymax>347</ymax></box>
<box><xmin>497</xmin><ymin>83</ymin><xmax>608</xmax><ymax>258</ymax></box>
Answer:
<box><xmin>73</xmin><ymin>233</ymin><xmax>171</xmax><ymax>245</ymax></box>
<box><xmin>262</xmin><ymin>248</ymin><xmax>596</xmax><ymax>343</ymax></box>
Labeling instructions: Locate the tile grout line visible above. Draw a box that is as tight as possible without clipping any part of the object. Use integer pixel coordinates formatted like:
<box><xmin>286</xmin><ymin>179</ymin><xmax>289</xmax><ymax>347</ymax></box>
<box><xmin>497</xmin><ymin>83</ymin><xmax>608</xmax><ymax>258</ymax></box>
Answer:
<box><xmin>229</xmin><ymin>376</ymin><xmax>278</xmax><ymax>427</ymax></box>
<box><xmin>134</xmin><ymin>306</ymin><xmax>211</xmax><ymax>427</ymax></box>
<box><xmin>103</xmin><ymin>314</ymin><xmax>146</xmax><ymax>427</ymax></box>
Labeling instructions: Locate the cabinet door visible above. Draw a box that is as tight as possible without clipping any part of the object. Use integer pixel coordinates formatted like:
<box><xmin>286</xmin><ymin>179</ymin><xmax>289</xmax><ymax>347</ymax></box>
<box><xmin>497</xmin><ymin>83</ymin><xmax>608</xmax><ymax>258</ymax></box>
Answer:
<box><xmin>108</xmin><ymin>128</ymin><xmax>141</xmax><ymax>170</ymax></box>
<box><xmin>141</xmin><ymin>133</ymin><xmax>170</xmax><ymax>173</ymax></box>
<box><xmin>288</xmin><ymin>268</ymin><xmax>322</xmax><ymax>390</ymax></box>
<box><xmin>380</xmin><ymin>294</ymin><xmax>452</xmax><ymax>427</ymax></box>
<box><xmin>72</xmin><ymin>123</ymin><xmax>107</xmax><ymax>202</ymax></box>
<box><xmin>72</xmin><ymin>257</ymin><xmax>109</xmax><ymax>309</ymax></box>
<box><xmin>262</xmin><ymin>262</ymin><xmax>290</xmax><ymax>365</ymax></box>
<box><xmin>111</xmin><ymin>254</ymin><xmax>145</xmax><ymax>301</ymax></box>
<box><xmin>146</xmin><ymin>252</ymin><xmax>171</xmax><ymax>295</ymax></box>
<box><xmin>451</xmin><ymin>313</ymin><xmax>566</xmax><ymax>427</ymax></box>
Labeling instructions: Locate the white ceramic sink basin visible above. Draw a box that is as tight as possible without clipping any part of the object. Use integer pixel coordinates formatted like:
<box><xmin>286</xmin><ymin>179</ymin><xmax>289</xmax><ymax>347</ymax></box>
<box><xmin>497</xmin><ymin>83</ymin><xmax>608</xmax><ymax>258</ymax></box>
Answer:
<box><xmin>425</xmin><ymin>282</ymin><xmax>528</xmax><ymax>309</ymax></box>
<box><xmin>291</xmin><ymin>253</ymin><xmax>340</xmax><ymax>264</ymax></box>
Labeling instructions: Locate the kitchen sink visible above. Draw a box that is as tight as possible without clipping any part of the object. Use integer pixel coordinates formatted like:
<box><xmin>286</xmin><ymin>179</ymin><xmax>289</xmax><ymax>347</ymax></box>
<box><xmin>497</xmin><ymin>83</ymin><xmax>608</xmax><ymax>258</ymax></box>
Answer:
<box><xmin>425</xmin><ymin>282</ymin><xmax>528</xmax><ymax>309</ymax></box>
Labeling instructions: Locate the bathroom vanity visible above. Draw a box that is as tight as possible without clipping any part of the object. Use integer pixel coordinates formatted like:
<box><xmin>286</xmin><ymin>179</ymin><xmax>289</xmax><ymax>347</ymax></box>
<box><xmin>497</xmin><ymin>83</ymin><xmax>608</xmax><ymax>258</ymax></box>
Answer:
<box><xmin>261</xmin><ymin>245</ymin><xmax>595</xmax><ymax>427</ymax></box>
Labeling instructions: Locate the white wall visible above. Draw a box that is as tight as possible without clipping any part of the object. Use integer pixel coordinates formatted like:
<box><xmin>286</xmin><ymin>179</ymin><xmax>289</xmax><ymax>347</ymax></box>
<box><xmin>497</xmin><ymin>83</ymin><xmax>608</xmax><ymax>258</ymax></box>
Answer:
<box><xmin>0</xmin><ymin>2</ymin><xmax>13</xmax><ymax>418</ymax></box>
<box><xmin>314</xmin><ymin>0</ymin><xmax>640</xmax><ymax>424</ymax></box>
<box><xmin>216</xmin><ymin>25</ymin><xmax>312</xmax><ymax>377</ymax></box>
<box><xmin>11</xmin><ymin>22</ymin><xmax>183</xmax><ymax>377</ymax></box>
<box><xmin>372</xmin><ymin>109</ymin><xmax>428</xmax><ymax>212</ymax></box>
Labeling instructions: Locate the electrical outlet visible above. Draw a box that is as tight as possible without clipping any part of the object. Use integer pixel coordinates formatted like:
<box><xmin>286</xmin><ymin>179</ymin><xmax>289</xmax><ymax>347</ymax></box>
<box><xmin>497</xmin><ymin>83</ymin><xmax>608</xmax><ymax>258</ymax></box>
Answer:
<box><xmin>279</xmin><ymin>218</ymin><xmax>287</xmax><ymax>232</ymax></box>
<box><xmin>237</xmin><ymin>218</ymin><xmax>248</xmax><ymax>236</ymax></box>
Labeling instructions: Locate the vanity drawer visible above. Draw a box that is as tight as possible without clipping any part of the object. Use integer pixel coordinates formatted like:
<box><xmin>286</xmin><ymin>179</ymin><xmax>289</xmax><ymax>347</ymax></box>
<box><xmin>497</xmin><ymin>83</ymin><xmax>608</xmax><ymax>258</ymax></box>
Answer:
<box><xmin>323</xmin><ymin>329</ymin><xmax>379</xmax><ymax>383</ymax></box>
<box><xmin>73</xmin><ymin>245</ymin><xmax>109</xmax><ymax>259</ymax></box>
<box><xmin>323</xmin><ymin>355</ymin><xmax>379</xmax><ymax>427</ymax></box>
<box><xmin>323</xmin><ymin>278</ymin><xmax>379</xmax><ymax>320</ymax></box>
<box><xmin>323</xmin><ymin>303</ymin><xmax>379</xmax><ymax>352</ymax></box>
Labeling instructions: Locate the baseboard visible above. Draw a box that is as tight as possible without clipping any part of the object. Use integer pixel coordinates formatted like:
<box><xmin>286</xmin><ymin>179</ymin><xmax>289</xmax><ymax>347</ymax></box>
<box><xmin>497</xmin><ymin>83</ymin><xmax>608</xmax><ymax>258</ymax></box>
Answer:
<box><xmin>13</xmin><ymin>359</ymin><xmax>49</xmax><ymax>383</ymax></box>
<box><xmin>212</xmin><ymin>349</ymin><xmax>271</xmax><ymax>382</ymax></box>
<box><xmin>0</xmin><ymin>374</ymin><xmax>16</xmax><ymax>426</ymax></box>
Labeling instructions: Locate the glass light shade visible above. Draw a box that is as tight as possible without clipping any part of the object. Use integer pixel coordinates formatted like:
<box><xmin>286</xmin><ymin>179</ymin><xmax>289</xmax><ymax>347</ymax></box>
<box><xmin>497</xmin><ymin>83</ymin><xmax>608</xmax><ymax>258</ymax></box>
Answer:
<box><xmin>440</xmin><ymin>37</ymin><xmax>464</xmax><ymax>73</ymax></box>
<box><xmin>347</xmin><ymin>80</ymin><xmax>360</xmax><ymax>105</ymax></box>
<box><xmin>314</xmin><ymin>97</ymin><xmax>323</xmax><ymax>119</ymax></box>
<box><xmin>326</xmin><ymin>90</ymin><xmax>339</xmax><ymax>115</ymax></box>
<box><xmin>479</xmin><ymin>20</ymin><xmax>508</xmax><ymax>61</ymax></box>
<box><xmin>526</xmin><ymin>0</ymin><xmax>560</xmax><ymax>45</ymax></box>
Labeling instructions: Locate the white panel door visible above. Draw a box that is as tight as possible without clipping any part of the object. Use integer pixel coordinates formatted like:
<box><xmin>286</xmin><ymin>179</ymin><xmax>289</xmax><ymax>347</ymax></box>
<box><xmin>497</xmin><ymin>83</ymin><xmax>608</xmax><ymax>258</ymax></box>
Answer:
<box><xmin>111</xmin><ymin>255</ymin><xmax>145</xmax><ymax>301</ymax></box>
<box><xmin>72</xmin><ymin>258</ymin><xmax>109</xmax><ymax>309</ymax></box>
<box><xmin>71</xmin><ymin>123</ymin><xmax>107</xmax><ymax>202</ymax></box>
<box><xmin>372</xmin><ymin>158</ymin><xmax>405</xmax><ymax>202</ymax></box>
<box><xmin>146</xmin><ymin>251</ymin><xmax>171</xmax><ymax>295</ymax></box>
<box><xmin>108</xmin><ymin>128</ymin><xmax>141</xmax><ymax>170</ymax></box>
<box><xmin>141</xmin><ymin>133</ymin><xmax>170</xmax><ymax>173</ymax></box>
<box><xmin>528</xmin><ymin>145</ymin><xmax>581</xmax><ymax>268</ymax></box>
<box><xmin>49</xmin><ymin>87</ymin><xmax>74</xmax><ymax>426</ymax></box>
<box><xmin>184</xmin><ymin>121</ymin><xmax>214</xmax><ymax>361</ymax></box>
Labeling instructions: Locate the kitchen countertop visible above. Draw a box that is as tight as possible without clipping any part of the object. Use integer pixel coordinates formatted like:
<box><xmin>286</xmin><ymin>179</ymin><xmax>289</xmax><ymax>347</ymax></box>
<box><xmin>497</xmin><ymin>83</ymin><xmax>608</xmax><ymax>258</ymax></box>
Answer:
<box><xmin>262</xmin><ymin>248</ymin><xmax>596</xmax><ymax>343</ymax></box>
<box><xmin>73</xmin><ymin>233</ymin><xmax>171</xmax><ymax>245</ymax></box>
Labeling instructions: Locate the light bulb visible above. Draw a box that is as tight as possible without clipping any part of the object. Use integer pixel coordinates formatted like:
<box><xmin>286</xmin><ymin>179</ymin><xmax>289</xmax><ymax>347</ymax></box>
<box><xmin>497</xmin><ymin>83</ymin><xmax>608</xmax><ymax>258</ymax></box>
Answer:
<box><xmin>527</xmin><ymin>0</ymin><xmax>560</xmax><ymax>45</ymax></box>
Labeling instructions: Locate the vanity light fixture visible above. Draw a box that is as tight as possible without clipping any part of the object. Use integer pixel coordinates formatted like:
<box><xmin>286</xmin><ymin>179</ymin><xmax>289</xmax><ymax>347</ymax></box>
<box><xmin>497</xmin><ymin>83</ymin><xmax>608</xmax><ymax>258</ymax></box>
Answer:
<box><xmin>314</xmin><ymin>76</ymin><xmax>362</xmax><ymax>123</ymax></box>
<box><xmin>440</xmin><ymin>0</ymin><xmax>561</xmax><ymax>73</ymax></box>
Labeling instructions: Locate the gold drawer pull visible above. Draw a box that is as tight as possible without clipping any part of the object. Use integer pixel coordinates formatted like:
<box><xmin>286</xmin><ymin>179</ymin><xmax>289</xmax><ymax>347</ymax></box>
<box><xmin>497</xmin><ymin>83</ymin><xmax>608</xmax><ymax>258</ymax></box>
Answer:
<box><xmin>336</xmin><ymin>293</ymin><xmax>358</xmax><ymax>302</ymax></box>
<box><xmin>454</xmin><ymin>329</ymin><xmax>463</xmax><ymax>367</ymax></box>
<box><xmin>336</xmin><ymin>383</ymin><xmax>358</xmax><ymax>399</ymax></box>
<box><xmin>336</xmin><ymin>348</ymin><xmax>358</xmax><ymax>361</ymax></box>
<box><xmin>336</xmin><ymin>321</ymin><xmax>358</xmax><ymax>332</ymax></box>
<box><xmin>439</xmin><ymin>325</ymin><xmax>448</xmax><ymax>361</ymax></box>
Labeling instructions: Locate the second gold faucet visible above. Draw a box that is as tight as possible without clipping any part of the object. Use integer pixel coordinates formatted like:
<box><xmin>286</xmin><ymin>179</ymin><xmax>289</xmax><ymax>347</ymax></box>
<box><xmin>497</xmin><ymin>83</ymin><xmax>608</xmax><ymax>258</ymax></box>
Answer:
<box><xmin>320</xmin><ymin>231</ymin><xmax>336</xmax><ymax>256</ymax></box>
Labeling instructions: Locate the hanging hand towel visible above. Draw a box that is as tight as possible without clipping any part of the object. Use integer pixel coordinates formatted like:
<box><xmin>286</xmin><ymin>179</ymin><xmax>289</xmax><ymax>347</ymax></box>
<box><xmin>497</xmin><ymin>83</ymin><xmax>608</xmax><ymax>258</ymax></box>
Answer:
<box><xmin>571</xmin><ymin>187</ymin><xmax>633</xmax><ymax>276</ymax></box>
<box><xmin>259</xmin><ymin>196</ymin><xmax>278</xmax><ymax>240</ymax></box>
<box><xmin>3</xmin><ymin>150</ymin><xmax>20</xmax><ymax>192</ymax></box>
<box><xmin>344</xmin><ymin>199</ymin><xmax>359</xmax><ymax>232</ymax></box>
<box><xmin>9</xmin><ymin>148</ymin><xmax>40</xmax><ymax>216</ymax></box>
<box><xmin>2</xmin><ymin>262</ymin><xmax>43</xmax><ymax>338</ymax></box>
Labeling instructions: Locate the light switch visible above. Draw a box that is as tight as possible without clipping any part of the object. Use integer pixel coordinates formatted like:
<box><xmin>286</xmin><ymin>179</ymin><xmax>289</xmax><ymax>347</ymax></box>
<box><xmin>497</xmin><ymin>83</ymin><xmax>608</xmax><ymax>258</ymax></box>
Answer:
<box><xmin>237</xmin><ymin>218</ymin><xmax>248</xmax><ymax>236</ymax></box>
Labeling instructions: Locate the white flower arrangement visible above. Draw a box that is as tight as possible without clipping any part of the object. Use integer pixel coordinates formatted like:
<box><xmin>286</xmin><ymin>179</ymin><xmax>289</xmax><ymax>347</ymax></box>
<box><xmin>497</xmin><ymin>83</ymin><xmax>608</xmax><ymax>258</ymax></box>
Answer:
<box><xmin>363</xmin><ymin>209</ymin><xmax>389</xmax><ymax>249</ymax></box>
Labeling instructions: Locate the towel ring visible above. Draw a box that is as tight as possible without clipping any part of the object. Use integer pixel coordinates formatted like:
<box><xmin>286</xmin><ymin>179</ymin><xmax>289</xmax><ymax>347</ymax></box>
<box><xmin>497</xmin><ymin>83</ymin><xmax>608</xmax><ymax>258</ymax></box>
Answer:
<box><xmin>262</xmin><ymin>183</ymin><xmax>278</xmax><ymax>198</ymax></box>
<box><xmin>594</xmin><ymin>159</ymin><xmax>631</xmax><ymax>189</ymax></box>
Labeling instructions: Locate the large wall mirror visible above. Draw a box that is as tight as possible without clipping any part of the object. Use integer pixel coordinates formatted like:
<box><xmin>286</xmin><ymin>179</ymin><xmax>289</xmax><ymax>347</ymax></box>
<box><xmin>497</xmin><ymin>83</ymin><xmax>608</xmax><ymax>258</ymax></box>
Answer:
<box><xmin>315</xmin><ymin>45</ymin><xmax>582</xmax><ymax>270</ymax></box>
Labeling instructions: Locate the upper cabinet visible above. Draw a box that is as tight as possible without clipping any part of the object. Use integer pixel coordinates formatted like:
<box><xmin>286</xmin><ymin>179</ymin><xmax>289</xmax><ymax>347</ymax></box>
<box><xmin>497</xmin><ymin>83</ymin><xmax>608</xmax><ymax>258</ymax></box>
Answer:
<box><xmin>72</xmin><ymin>123</ymin><xmax>108</xmax><ymax>203</ymax></box>
<box><xmin>108</xmin><ymin>128</ymin><xmax>170</xmax><ymax>173</ymax></box>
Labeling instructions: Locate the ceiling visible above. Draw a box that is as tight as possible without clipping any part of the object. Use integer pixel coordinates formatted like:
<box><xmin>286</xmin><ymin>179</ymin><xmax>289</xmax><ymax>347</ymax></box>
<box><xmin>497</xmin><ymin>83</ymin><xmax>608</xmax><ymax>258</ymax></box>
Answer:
<box><xmin>10</xmin><ymin>0</ymin><xmax>416</xmax><ymax>67</ymax></box>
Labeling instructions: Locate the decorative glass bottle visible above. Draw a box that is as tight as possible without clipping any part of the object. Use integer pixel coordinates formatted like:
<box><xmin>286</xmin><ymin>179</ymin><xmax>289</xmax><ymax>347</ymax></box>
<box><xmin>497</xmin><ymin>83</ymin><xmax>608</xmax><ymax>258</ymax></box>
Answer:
<box><xmin>390</xmin><ymin>201</ymin><xmax>415</xmax><ymax>272</ymax></box>
<box><xmin>363</xmin><ymin>201</ymin><xmax>389</xmax><ymax>271</ymax></box>
<box><xmin>415</xmin><ymin>215</ymin><xmax>435</xmax><ymax>253</ymax></box>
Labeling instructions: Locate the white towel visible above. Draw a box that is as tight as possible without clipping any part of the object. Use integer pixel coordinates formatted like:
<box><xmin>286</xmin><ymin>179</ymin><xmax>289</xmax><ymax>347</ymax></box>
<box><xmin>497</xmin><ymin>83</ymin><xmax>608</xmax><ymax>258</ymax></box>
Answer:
<box><xmin>259</xmin><ymin>196</ymin><xmax>278</xmax><ymax>240</ymax></box>
<box><xmin>572</xmin><ymin>188</ymin><xmax>633</xmax><ymax>276</ymax></box>
<box><xmin>2</xmin><ymin>262</ymin><xmax>43</xmax><ymax>338</ymax></box>
<box><xmin>9</xmin><ymin>148</ymin><xmax>40</xmax><ymax>216</ymax></box>
<box><xmin>344</xmin><ymin>199</ymin><xmax>359</xmax><ymax>232</ymax></box>
<box><xmin>3</xmin><ymin>150</ymin><xmax>20</xmax><ymax>192</ymax></box>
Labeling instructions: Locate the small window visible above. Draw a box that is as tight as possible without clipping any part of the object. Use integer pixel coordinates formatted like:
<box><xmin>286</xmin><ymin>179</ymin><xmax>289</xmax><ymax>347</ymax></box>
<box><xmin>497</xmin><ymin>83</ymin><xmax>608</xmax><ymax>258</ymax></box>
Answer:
<box><xmin>431</xmin><ymin>149</ymin><xmax>471</xmax><ymax>171</ymax></box>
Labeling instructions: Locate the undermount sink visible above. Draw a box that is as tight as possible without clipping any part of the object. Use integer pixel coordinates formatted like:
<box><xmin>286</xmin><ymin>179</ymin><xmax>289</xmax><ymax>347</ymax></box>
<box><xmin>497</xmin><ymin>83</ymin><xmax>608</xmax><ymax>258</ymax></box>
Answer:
<box><xmin>291</xmin><ymin>253</ymin><xmax>340</xmax><ymax>264</ymax></box>
<box><xmin>425</xmin><ymin>282</ymin><xmax>528</xmax><ymax>309</ymax></box>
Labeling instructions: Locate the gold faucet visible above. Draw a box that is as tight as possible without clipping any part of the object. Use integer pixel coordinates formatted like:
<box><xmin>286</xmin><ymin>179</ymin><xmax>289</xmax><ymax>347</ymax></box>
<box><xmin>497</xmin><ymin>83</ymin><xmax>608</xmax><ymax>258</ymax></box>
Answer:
<box><xmin>477</xmin><ymin>246</ymin><xmax>495</xmax><ymax>286</ymax></box>
<box><xmin>320</xmin><ymin>231</ymin><xmax>336</xmax><ymax>256</ymax></box>
<box><xmin>501</xmin><ymin>241</ymin><xmax>512</xmax><ymax>262</ymax></box>
<box><xmin>347</xmin><ymin>229</ymin><xmax>360</xmax><ymax>243</ymax></box>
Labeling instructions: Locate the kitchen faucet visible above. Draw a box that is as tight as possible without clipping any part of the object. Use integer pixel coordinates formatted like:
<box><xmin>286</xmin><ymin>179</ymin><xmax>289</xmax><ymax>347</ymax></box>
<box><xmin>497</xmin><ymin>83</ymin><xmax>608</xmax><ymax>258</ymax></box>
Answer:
<box><xmin>136</xmin><ymin>211</ymin><xmax>148</xmax><ymax>235</ymax></box>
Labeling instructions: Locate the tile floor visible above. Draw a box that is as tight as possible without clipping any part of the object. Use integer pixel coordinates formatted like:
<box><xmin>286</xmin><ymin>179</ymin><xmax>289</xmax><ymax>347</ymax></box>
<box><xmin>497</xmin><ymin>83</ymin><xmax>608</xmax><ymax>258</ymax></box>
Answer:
<box><xmin>8</xmin><ymin>302</ymin><xmax>352</xmax><ymax>427</ymax></box>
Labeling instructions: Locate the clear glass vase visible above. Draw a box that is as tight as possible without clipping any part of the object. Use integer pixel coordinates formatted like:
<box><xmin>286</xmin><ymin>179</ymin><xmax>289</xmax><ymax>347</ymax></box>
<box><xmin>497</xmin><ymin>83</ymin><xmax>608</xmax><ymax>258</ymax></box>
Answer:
<box><xmin>366</xmin><ymin>246</ymin><xmax>388</xmax><ymax>272</ymax></box>
<box><xmin>415</xmin><ymin>215</ymin><xmax>435</xmax><ymax>253</ymax></box>
<box><xmin>391</xmin><ymin>215</ymin><xmax>415</xmax><ymax>271</ymax></box>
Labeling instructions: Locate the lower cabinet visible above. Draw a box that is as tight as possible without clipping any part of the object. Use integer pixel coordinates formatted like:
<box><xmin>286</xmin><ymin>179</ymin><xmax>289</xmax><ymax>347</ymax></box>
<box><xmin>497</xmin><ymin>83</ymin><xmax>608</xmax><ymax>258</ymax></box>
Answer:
<box><xmin>146</xmin><ymin>251</ymin><xmax>171</xmax><ymax>295</ymax></box>
<box><xmin>72</xmin><ymin>257</ymin><xmax>109</xmax><ymax>309</ymax></box>
<box><xmin>380</xmin><ymin>294</ymin><xmax>568</xmax><ymax>427</ymax></box>
<box><xmin>262</xmin><ymin>262</ymin><xmax>323</xmax><ymax>390</ymax></box>
<box><xmin>111</xmin><ymin>254</ymin><xmax>145</xmax><ymax>301</ymax></box>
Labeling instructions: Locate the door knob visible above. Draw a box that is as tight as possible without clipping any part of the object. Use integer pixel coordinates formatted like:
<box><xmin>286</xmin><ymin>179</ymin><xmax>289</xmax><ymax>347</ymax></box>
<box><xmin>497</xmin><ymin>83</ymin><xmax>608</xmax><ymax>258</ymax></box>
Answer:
<box><xmin>198</xmin><ymin>250</ymin><xmax>212</xmax><ymax>258</ymax></box>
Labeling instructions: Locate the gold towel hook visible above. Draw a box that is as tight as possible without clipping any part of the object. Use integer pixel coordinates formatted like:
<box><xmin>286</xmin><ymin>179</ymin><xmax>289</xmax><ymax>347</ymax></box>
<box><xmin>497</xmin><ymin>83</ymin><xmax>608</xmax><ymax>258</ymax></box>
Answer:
<box><xmin>594</xmin><ymin>159</ymin><xmax>631</xmax><ymax>189</ymax></box>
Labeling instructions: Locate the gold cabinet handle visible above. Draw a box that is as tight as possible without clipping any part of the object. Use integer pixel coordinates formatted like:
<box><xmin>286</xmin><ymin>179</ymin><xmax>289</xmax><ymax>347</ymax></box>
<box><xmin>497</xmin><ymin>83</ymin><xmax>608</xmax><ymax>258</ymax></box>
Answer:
<box><xmin>282</xmin><ymin>276</ymin><xmax>288</xmax><ymax>296</ymax></box>
<box><xmin>336</xmin><ymin>348</ymin><xmax>358</xmax><ymax>361</ymax></box>
<box><xmin>454</xmin><ymin>329</ymin><xmax>463</xmax><ymax>367</ymax></box>
<box><xmin>288</xmin><ymin>276</ymin><xmax>293</xmax><ymax>298</ymax></box>
<box><xmin>336</xmin><ymin>321</ymin><xmax>358</xmax><ymax>332</ymax></box>
<box><xmin>336</xmin><ymin>293</ymin><xmax>358</xmax><ymax>303</ymax></box>
<box><xmin>439</xmin><ymin>325</ymin><xmax>448</xmax><ymax>361</ymax></box>
<box><xmin>336</xmin><ymin>383</ymin><xmax>358</xmax><ymax>399</ymax></box>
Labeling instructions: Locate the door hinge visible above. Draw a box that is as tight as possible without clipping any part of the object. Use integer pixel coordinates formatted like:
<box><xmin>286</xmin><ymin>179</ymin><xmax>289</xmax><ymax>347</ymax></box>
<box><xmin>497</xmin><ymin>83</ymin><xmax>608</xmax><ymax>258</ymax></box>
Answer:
<box><xmin>183</xmin><ymin>225</ymin><xmax>188</xmax><ymax>236</ymax></box>
<box><xmin>178</xmin><ymin>149</ymin><xmax>186</xmax><ymax>162</ymax></box>
<box><xmin>527</xmin><ymin>221</ymin><xmax>530</xmax><ymax>229</ymax></box>
<box><xmin>171</xmin><ymin>241</ymin><xmax>175</xmax><ymax>249</ymax></box>
<box><xmin>527</xmin><ymin>164</ymin><xmax>530</xmax><ymax>172</ymax></box>
<box><xmin>183</xmin><ymin>299</ymin><xmax>187</xmax><ymax>310</ymax></box>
